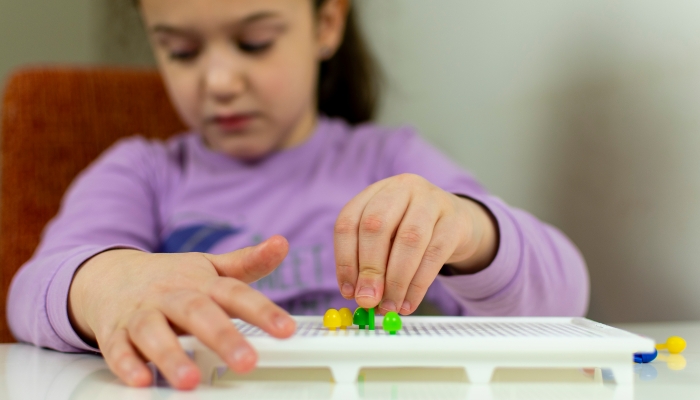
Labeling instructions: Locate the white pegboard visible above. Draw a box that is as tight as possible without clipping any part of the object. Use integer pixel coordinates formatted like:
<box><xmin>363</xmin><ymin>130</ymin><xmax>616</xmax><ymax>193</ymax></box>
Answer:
<box><xmin>179</xmin><ymin>316</ymin><xmax>654</xmax><ymax>385</ymax></box>
<box><xmin>236</xmin><ymin>320</ymin><xmax>604</xmax><ymax>338</ymax></box>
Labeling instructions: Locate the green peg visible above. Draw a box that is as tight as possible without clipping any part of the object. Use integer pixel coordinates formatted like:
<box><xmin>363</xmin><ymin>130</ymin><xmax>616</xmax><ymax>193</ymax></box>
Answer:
<box><xmin>368</xmin><ymin>307</ymin><xmax>375</xmax><ymax>330</ymax></box>
<box><xmin>382</xmin><ymin>311</ymin><xmax>402</xmax><ymax>335</ymax></box>
<box><xmin>353</xmin><ymin>307</ymin><xmax>368</xmax><ymax>329</ymax></box>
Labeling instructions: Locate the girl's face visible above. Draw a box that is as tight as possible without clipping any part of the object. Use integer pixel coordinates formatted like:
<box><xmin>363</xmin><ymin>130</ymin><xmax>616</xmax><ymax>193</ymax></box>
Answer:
<box><xmin>140</xmin><ymin>0</ymin><xmax>347</xmax><ymax>161</ymax></box>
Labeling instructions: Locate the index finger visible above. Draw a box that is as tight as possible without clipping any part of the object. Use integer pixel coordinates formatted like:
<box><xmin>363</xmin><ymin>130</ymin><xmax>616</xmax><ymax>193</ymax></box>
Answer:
<box><xmin>203</xmin><ymin>235</ymin><xmax>289</xmax><ymax>284</ymax></box>
<box><xmin>355</xmin><ymin>185</ymin><xmax>411</xmax><ymax>308</ymax></box>
<box><xmin>334</xmin><ymin>180</ymin><xmax>388</xmax><ymax>300</ymax></box>
<box><xmin>159</xmin><ymin>289</ymin><xmax>259</xmax><ymax>375</ymax></box>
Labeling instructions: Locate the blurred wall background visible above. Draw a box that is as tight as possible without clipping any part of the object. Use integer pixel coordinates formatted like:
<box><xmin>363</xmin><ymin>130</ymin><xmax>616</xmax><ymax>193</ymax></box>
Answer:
<box><xmin>2</xmin><ymin>0</ymin><xmax>700</xmax><ymax>324</ymax></box>
<box><xmin>0</xmin><ymin>0</ymin><xmax>152</xmax><ymax>84</ymax></box>
<box><xmin>0</xmin><ymin>0</ymin><xmax>95</xmax><ymax>84</ymax></box>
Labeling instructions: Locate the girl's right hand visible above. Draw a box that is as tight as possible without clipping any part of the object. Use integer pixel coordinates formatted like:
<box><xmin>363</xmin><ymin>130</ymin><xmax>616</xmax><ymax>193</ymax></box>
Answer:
<box><xmin>67</xmin><ymin>235</ymin><xmax>296</xmax><ymax>390</ymax></box>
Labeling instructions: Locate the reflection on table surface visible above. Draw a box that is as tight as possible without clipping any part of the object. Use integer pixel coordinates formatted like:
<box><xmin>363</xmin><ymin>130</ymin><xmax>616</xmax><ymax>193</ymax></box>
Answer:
<box><xmin>1</xmin><ymin>321</ymin><xmax>698</xmax><ymax>400</ymax></box>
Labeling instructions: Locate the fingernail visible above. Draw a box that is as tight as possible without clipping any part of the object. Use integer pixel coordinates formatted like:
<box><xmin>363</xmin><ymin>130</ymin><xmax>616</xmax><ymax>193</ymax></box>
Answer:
<box><xmin>356</xmin><ymin>286</ymin><xmax>375</xmax><ymax>298</ymax></box>
<box><xmin>120</xmin><ymin>359</ymin><xmax>142</xmax><ymax>384</ymax></box>
<box><xmin>341</xmin><ymin>283</ymin><xmax>355</xmax><ymax>297</ymax></box>
<box><xmin>176</xmin><ymin>364</ymin><xmax>194</xmax><ymax>381</ymax></box>
<box><xmin>381</xmin><ymin>300</ymin><xmax>397</xmax><ymax>312</ymax></box>
<box><xmin>401</xmin><ymin>300</ymin><xmax>411</xmax><ymax>313</ymax></box>
<box><xmin>128</xmin><ymin>369</ymin><xmax>144</xmax><ymax>385</ymax></box>
<box><xmin>273</xmin><ymin>314</ymin><xmax>293</xmax><ymax>331</ymax></box>
<box><xmin>230</xmin><ymin>346</ymin><xmax>255</xmax><ymax>365</ymax></box>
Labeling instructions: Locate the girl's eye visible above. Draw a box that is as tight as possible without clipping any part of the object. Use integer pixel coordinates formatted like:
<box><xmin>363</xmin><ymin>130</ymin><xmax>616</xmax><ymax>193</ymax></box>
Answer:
<box><xmin>238</xmin><ymin>41</ymin><xmax>274</xmax><ymax>54</ymax></box>
<box><xmin>169</xmin><ymin>49</ymin><xmax>200</xmax><ymax>61</ymax></box>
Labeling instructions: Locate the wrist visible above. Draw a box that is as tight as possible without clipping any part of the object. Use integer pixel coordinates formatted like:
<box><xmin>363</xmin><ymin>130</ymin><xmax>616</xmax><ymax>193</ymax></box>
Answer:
<box><xmin>446</xmin><ymin>196</ymin><xmax>499</xmax><ymax>274</ymax></box>
<box><xmin>68</xmin><ymin>249</ymin><xmax>144</xmax><ymax>346</ymax></box>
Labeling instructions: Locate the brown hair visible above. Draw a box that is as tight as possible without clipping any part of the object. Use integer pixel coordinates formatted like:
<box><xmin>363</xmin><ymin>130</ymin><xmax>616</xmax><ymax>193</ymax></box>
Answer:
<box><xmin>314</xmin><ymin>0</ymin><xmax>380</xmax><ymax>124</ymax></box>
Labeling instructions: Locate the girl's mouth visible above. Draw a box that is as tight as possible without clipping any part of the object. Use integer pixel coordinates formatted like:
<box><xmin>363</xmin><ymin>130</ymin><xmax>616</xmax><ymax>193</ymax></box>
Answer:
<box><xmin>211</xmin><ymin>113</ymin><xmax>257</xmax><ymax>132</ymax></box>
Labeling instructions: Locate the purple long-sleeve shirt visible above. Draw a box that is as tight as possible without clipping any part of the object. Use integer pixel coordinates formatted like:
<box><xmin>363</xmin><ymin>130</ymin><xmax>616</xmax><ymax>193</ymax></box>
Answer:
<box><xmin>7</xmin><ymin>117</ymin><xmax>589</xmax><ymax>353</ymax></box>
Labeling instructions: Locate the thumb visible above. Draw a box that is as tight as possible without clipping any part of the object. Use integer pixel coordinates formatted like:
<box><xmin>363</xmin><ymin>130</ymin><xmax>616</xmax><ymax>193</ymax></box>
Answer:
<box><xmin>203</xmin><ymin>235</ymin><xmax>289</xmax><ymax>284</ymax></box>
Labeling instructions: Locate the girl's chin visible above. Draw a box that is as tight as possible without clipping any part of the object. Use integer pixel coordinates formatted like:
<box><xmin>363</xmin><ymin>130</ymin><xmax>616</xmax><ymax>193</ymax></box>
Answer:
<box><xmin>201</xmin><ymin>133</ymin><xmax>266</xmax><ymax>159</ymax></box>
<box><xmin>220</xmin><ymin>142</ymin><xmax>276</xmax><ymax>163</ymax></box>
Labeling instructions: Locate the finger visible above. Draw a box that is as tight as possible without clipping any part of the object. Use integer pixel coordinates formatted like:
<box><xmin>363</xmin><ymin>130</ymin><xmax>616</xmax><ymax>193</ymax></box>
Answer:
<box><xmin>380</xmin><ymin>198</ymin><xmax>438</xmax><ymax>314</ymax></box>
<box><xmin>401</xmin><ymin>216</ymin><xmax>459</xmax><ymax>315</ymax></box>
<box><xmin>355</xmin><ymin>184</ymin><xmax>411</xmax><ymax>308</ymax></box>
<box><xmin>158</xmin><ymin>289</ymin><xmax>260</xmax><ymax>375</ymax></box>
<box><xmin>204</xmin><ymin>235</ymin><xmax>289</xmax><ymax>283</ymax></box>
<box><xmin>334</xmin><ymin>179</ymin><xmax>390</xmax><ymax>299</ymax></box>
<box><xmin>127</xmin><ymin>309</ymin><xmax>201</xmax><ymax>390</ymax></box>
<box><xmin>101</xmin><ymin>328</ymin><xmax>153</xmax><ymax>387</ymax></box>
<box><xmin>207</xmin><ymin>277</ymin><xmax>296</xmax><ymax>339</ymax></box>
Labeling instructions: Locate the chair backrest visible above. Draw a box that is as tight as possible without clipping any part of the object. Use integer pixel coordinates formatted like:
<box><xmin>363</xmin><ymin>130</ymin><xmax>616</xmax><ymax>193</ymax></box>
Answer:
<box><xmin>1</xmin><ymin>67</ymin><xmax>186</xmax><ymax>343</ymax></box>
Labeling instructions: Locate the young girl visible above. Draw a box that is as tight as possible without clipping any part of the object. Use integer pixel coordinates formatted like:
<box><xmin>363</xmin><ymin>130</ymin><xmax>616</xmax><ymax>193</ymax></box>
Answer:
<box><xmin>7</xmin><ymin>0</ymin><xmax>588</xmax><ymax>391</ymax></box>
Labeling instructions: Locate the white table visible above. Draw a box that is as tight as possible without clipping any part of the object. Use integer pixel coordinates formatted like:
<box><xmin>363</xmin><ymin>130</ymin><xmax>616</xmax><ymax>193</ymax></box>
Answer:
<box><xmin>1</xmin><ymin>321</ymin><xmax>698</xmax><ymax>400</ymax></box>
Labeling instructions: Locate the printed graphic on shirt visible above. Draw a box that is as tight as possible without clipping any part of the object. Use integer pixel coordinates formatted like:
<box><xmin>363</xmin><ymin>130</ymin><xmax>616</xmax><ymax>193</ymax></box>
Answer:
<box><xmin>278</xmin><ymin>292</ymin><xmax>337</xmax><ymax>315</ymax></box>
<box><xmin>252</xmin><ymin>244</ymin><xmax>326</xmax><ymax>291</ymax></box>
<box><xmin>160</xmin><ymin>228</ymin><xmax>338</xmax><ymax>314</ymax></box>
<box><xmin>159</xmin><ymin>224</ymin><xmax>243</xmax><ymax>253</ymax></box>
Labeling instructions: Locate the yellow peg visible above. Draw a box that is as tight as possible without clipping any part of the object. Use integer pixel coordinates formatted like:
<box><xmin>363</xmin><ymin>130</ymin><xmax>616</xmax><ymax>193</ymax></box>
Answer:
<box><xmin>323</xmin><ymin>309</ymin><xmax>341</xmax><ymax>330</ymax></box>
<box><xmin>338</xmin><ymin>308</ymin><xmax>353</xmax><ymax>328</ymax></box>
<box><xmin>655</xmin><ymin>336</ymin><xmax>687</xmax><ymax>354</ymax></box>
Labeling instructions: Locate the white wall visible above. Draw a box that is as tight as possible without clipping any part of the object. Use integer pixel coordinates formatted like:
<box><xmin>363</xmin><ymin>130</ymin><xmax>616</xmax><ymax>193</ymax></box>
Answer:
<box><xmin>0</xmin><ymin>0</ymin><xmax>96</xmax><ymax>86</ymax></box>
<box><xmin>357</xmin><ymin>0</ymin><xmax>700</xmax><ymax>323</ymax></box>
<box><xmin>0</xmin><ymin>0</ymin><xmax>152</xmax><ymax>86</ymax></box>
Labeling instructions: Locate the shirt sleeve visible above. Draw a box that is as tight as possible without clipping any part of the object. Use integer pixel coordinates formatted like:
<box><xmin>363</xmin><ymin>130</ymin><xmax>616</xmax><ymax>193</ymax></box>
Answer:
<box><xmin>6</xmin><ymin>136</ymin><xmax>170</xmax><ymax>352</ymax></box>
<box><xmin>376</xmin><ymin>127</ymin><xmax>590</xmax><ymax>317</ymax></box>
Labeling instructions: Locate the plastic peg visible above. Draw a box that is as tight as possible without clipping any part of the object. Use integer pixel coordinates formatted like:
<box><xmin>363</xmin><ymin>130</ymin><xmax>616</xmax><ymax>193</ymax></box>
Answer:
<box><xmin>633</xmin><ymin>349</ymin><xmax>657</xmax><ymax>363</ymax></box>
<box><xmin>323</xmin><ymin>309</ymin><xmax>341</xmax><ymax>330</ymax></box>
<box><xmin>656</xmin><ymin>336</ymin><xmax>687</xmax><ymax>354</ymax></box>
<box><xmin>338</xmin><ymin>308</ymin><xmax>353</xmax><ymax>328</ymax></box>
<box><xmin>382</xmin><ymin>312</ymin><xmax>402</xmax><ymax>335</ymax></box>
<box><xmin>353</xmin><ymin>307</ymin><xmax>368</xmax><ymax>329</ymax></box>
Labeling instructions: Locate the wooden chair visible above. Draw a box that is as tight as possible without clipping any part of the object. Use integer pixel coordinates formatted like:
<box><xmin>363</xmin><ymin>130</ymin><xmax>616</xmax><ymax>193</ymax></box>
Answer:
<box><xmin>0</xmin><ymin>67</ymin><xmax>186</xmax><ymax>343</ymax></box>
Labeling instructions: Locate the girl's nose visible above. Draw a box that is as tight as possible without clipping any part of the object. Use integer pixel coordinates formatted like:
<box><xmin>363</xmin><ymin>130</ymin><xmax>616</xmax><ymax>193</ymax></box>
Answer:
<box><xmin>203</xmin><ymin>51</ymin><xmax>246</xmax><ymax>104</ymax></box>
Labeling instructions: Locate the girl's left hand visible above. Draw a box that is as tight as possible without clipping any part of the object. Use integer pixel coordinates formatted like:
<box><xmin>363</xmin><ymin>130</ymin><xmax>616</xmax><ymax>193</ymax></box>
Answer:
<box><xmin>334</xmin><ymin>174</ymin><xmax>498</xmax><ymax>315</ymax></box>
